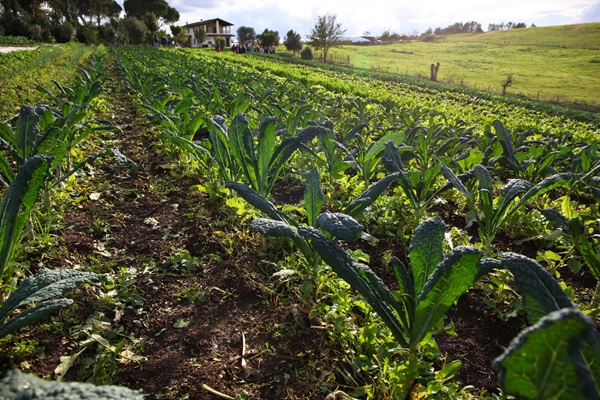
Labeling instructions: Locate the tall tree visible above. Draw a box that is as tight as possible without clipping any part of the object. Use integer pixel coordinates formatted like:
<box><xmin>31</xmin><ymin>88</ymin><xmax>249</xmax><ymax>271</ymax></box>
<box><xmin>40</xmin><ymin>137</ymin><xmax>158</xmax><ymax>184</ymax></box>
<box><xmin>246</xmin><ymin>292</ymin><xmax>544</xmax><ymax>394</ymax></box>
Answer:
<box><xmin>236</xmin><ymin>26</ymin><xmax>256</xmax><ymax>46</ymax></box>
<box><xmin>284</xmin><ymin>29</ymin><xmax>302</xmax><ymax>54</ymax></box>
<box><xmin>307</xmin><ymin>13</ymin><xmax>346</xmax><ymax>64</ymax></box>
<box><xmin>257</xmin><ymin>28</ymin><xmax>279</xmax><ymax>48</ymax></box>
<box><xmin>75</xmin><ymin>0</ymin><xmax>122</xmax><ymax>26</ymax></box>
<box><xmin>123</xmin><ymin>0</ymin><xmax>178</xmax><ymax>30</ymax></box>
<box><xmin>123</xmin><ymin>15</ymin><xmax>147</xmax><ymax>44</ymax></box>
<box><xmin>170</xmin><ymin>24</ymin><xmax>188</xmax><ymax>46</ymax></box>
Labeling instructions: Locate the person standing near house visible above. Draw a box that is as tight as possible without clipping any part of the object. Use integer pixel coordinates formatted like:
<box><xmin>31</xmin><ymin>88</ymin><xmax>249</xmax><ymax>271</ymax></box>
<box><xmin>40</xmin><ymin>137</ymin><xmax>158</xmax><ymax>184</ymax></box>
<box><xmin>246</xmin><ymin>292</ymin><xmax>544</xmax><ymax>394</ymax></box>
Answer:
<box><xmin>153</xmin><ymin>34</ymin><xmax>159</xmax><ymax>48</ymax></box>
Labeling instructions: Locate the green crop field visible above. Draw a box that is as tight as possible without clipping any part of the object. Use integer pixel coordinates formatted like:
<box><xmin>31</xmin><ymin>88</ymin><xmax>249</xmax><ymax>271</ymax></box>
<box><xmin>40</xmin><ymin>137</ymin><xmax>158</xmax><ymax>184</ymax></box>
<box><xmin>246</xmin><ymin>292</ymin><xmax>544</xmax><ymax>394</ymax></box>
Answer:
<box><xmin>0</xmin><ymin>32</ymin><xmax>599</xmax><ymax>399</ymax></box>
<box><xmin>322</xmin><ymin>23</ymin><xmax>600</xmax><ymax>110</ymax></box>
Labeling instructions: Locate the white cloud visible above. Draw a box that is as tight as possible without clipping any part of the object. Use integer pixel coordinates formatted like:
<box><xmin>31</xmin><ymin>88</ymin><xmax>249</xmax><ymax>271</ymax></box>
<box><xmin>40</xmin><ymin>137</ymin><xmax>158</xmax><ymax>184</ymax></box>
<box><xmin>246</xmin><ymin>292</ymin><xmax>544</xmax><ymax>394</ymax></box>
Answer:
<box><xmin>581</xmin><ymin>0</ymin><xmax>600</xmax><ymax>22</ymax></box>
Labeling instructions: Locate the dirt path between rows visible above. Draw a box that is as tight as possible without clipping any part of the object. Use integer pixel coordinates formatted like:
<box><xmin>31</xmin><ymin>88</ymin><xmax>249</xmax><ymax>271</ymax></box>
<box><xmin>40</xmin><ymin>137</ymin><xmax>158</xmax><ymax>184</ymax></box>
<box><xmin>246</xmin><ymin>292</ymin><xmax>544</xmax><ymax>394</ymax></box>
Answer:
<box><xmin>0</xmin><ymin>46</ymin><xmax>38</xmax><ymax>52</ymax></box>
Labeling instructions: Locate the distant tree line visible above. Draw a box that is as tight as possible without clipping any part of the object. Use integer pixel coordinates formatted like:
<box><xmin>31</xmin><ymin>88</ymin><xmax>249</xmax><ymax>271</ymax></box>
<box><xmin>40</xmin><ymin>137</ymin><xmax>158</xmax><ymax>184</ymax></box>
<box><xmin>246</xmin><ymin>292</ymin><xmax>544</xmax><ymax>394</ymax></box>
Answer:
<box><xmin>433</xmin><ymin>21</ymin><xmax>483</xmax><ymax>35</ymax></box>
<box><xmin>0</xmin><ymin>0</ymin><xmax>181</xmax><ymax>45</ymax></box>
<box><xmin>487</xmin><ymin>22</ymin><xmax>531</xmax><ymax>31</ymax></box>
<box><xmin>377</xmin><ymin>30</ymin><xmax>411</xmax><ymax>44</ymax></box>
<box><xmin>366</xmin><ymin>19</ymin><xmax>536</xmax><ymax>45</ymax></box>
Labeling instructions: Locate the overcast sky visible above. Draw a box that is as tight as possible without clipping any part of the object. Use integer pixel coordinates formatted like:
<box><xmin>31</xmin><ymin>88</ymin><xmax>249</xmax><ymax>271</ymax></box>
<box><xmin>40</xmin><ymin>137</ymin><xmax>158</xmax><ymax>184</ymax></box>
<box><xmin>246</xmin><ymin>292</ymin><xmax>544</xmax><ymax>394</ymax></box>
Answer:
<box><xmin>162</xmin><ymin>0</ymin><xmax>599</xmax><ymax>39</ymax></box>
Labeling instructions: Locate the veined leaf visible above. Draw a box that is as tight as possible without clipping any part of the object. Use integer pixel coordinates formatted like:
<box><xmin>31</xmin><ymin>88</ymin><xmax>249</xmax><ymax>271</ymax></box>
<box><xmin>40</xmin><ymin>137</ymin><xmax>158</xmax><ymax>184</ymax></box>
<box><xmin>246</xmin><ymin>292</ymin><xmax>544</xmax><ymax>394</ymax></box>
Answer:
<box><xmin>474</xmin><ymin>165</ymin><xmax>494</xmax><ymax>220</ymax></box>
<box><xmin>316</xmin><ymin>212</ymin><xmax>362</xmax><ymax>242</ymax></box>
<box><xmin>186</xmin><ymin>112</ymin><xmax>205</xmax><ymax>140</ymax></box>
<box><xmin>0</xmin><ymin>122</ymin><xmax>16</xmax><ymax>151</ymax></box>
<box><xmin>356</xmin><ymin>262</ymin><xmax>410</xmax><ymax>332</ymax></box>
<box><xmin>497</xmin><ymin>178</ymin><xmax>532</xmax><ymax>217</ymax></box>
<box><xmin>493</xmin><ymin>308</ymin><xmax>599</xmax><ymax>400</ymax></box>
<box><xmin>342</xmin><ymin>122</ymin><xmax>369</xmax><ymax>144</ymax></box>
<box><xmin>228</xmin><ymin>114</ymin><xmax>257</xmax><ymax>190</ymax></box>
<box><xmin>391</xmin><ymin>257</ymin><xmax>415</xmax><ymax>328</ymax></box>
<box><xmin>304</xmin><ymin>168</ymin><xmax>324</xmax><ymax>227</ymax></box>
<box><xmin>501</xmin><ymin>252</ymin><xmax>575</xmax><ymax>324</ymax></box>
<box><xmin>225</xmin><ymin>181</ymin><xmax>281</xmax><ymax>222</ymax></box>
<box><xmin>542</xmin><ymin>208</ymin><xmax>572</xmax><ymax>234</ymax></box>
<box><xmin>343</xmin><ymin>172</ymin><xmax>399</xmax><ymax>217</ymax></box>
<box><xmin>0</xmin><ymin>125</ymin><xmax>15</xmax><ymax>184</ymax></box>
<box><xmin>382</xmin><ymin>140</ymin><xmax>405</xmax><ymax>173</ymax></box>
<box><xmin>364</xmin><ymin>131</ymin><xmax>406</xmax><ymax>163</ymax></box>
<box><xmin>298</xmin><ymin>226</ymin><xmax>409</xmax><ymax>347</ymax></box>
<box><xmin>0</xmin><ymin>269</ymin><xmax>100</xmax><ymax>323</ymax></box>
<box><xmin>0</xmin><ymin>299</ymin><xmax>73</xmax><ymax>340</ymax></box>
<box><xmin>0</xmin><ymin>268</ymin><xmax>100</xmax><ymax>339</ymax></box>
<box><xmin>286</xmin><ymin>104</ymin><xmax>312</xmax><ymax>133</ymax></box>
<box><xmin>0</xmin><ymin>155</ymin><xmax>51</xmax><ymax>280</ymax></box>
<box><xmin>206</xmin><ymin>116</ymin><xmax>232</xmax><ymax>181</ymax></box>
<box><xmin>509</xmin><ymin>173</ymin><xmax>577</xmax><ymax>220</ymax></box>
<box><xmin>36</xmin><ymin>138</ymin><xmax>67</xmax><ymax>171</ymax></box>
<box><xmin>257</xmin><ymin>117</ymin><xmax>277</xmax><ymax>195</ymax></box>
<box><xmin>391</xmin><ymin>257</ymin><xmax>415</xmax><ymax>301</ymax></box>
<box><xmin>14</xmin><ymin>105</ymin><xmax>48</xmax><ymax>164</ymax></box>
<box><xmin>382</xmin><ymin>142</ymin><xmax>420</xmax><ymax>210</ymax></box>
<box><xmin>0</xmin><ymin>369</ymin><xmax>144</xmax><ymax>399</ymax></box>
<box><xmin>493</xmin><ymin>120</ymin><xmax>520</xmax><ymax>171</ymax></box>
<box><xmin>411</xmin><ymin>247</ymin><xmax>484</xmax><ymax>349</ymax></box>
<box><xmin>161</xmin><ymin>133</ymin><xmax>213</xmax><ymax>167</ymax></box>
<box><xmin>173</xmin><ymin>97</ymin><xmax>193</xmax><ymax>114</ymax></box>
<box><xmin>250</xmin><ymin>218</ymin><xmax>299</xmax><ymax>239</ymax></box>
<box><xmin>576</xmin><ymin>239</ymin><xmax>600</xmax><ymax>281</ymax></box>
<box><xmin>410</xmin><ymin>216</ymin><xmax>446</xmax><ymax>296</ymax></box>
<box><xmin>267</xmin><ymin>125</ymin><xmax>325</xmax><ymax>195</ymax></box>
<box><xmin>439</xmin><ymin>160</ymin><xmax>474</xmax><ymax>206</ymax></box>
<box><xmin>500</xmin><ymin>252</ymin><xmax>600</xmax><ymax>384</ymax></box>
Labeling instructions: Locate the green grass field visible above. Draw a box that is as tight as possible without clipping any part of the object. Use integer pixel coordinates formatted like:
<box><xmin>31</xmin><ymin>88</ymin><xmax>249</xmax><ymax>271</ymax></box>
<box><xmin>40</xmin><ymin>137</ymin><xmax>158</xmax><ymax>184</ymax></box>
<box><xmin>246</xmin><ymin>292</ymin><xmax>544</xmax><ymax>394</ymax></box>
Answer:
<box><xmin>323</xmin><ymin>23</ymin><xmax>600</xmax><ymax>110</ymax></box>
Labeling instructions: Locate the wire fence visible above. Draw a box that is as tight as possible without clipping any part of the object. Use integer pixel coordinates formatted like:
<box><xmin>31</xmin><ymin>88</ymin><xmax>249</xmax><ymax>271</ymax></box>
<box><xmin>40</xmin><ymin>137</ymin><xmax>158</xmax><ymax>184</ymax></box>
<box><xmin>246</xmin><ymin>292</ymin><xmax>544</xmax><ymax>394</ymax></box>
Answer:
<box><xmin>346</xmin><ymin>59</ymin><xmax>598</xmax><ymax>112</ymax></box>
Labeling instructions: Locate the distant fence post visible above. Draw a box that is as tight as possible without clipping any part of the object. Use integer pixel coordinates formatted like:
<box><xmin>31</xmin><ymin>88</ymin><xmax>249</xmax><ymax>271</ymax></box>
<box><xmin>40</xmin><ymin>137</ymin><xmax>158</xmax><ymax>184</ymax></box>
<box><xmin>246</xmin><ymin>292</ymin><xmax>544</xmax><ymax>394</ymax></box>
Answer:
<box><xmin>430</xmin><ymin>62</ymin><xmax>440</xmax><ymax>81</ymax></box>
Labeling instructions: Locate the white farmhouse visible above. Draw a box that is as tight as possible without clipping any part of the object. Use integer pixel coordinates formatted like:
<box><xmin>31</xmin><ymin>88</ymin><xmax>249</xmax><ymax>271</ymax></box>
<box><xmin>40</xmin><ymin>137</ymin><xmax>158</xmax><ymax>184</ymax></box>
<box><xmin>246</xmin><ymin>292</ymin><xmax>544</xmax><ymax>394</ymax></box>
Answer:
<box><xmin>183</xmin><ymin>18</ymin><xmax>234</xmax><ymax>48</ymax></box>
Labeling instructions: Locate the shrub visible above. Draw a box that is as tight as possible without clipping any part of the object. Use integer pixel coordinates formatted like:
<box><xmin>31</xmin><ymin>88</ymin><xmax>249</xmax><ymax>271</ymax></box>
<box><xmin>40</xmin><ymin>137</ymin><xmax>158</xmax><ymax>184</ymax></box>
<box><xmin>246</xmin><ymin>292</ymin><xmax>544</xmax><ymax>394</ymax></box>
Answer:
<box><xmin>101</xmin><ymin>24</ymin><xmax>117</xmax><ymax>44</ymax></box>
<box><xmin>54</xmin><ymin>21</ymin><xmax>75</xmax><ymax>43</ymax></box>
<box><xmin>123</xmin><ymin>17</ymin><xmax>147</xmax><ymax>45</ymax></box>
<box><xmin>77</xmin><ymin>23</ymin><xmax>98</xmax><ymax>44</ymax></box>
<box><xmin>300</xmin><ymin>46</ymin><xmax>314</xmax><ymax>60</ymax></box>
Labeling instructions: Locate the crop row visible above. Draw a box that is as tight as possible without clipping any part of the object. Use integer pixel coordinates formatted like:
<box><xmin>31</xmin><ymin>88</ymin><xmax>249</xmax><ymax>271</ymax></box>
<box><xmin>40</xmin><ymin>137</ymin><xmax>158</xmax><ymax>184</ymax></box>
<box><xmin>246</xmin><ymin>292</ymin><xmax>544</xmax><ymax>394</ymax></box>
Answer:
<box><xmin>109</xmin><ymin>46</ymin><xmax>599</xmax><ymax>398</ymax></box>
<box><xmin>0</xmin><ymin>43</ymin><xmax>99</xmax><ymax>120</ymax></box>
<box><xmin>0</xmin><ymin>48</ymin><xmax>146</xmax><ymax>397</ymax></box>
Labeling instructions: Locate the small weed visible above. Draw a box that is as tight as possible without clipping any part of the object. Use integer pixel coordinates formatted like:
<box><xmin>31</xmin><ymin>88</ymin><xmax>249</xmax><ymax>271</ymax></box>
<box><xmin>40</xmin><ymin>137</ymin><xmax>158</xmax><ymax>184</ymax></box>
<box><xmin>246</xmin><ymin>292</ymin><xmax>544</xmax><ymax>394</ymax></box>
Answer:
<box><xmin>160</xmin><ymin>251</ymin><xmax>203</xmax><ymax>275</ymax></box>
<box><xmin>177</xmin><ymin>285</ymin><xmax>206</xmax><ymax>303</ymax></box>
<box><xmin>56</xmin><ymin>312</ymin><xmax>145</xmax><ymax>384</ymax></box>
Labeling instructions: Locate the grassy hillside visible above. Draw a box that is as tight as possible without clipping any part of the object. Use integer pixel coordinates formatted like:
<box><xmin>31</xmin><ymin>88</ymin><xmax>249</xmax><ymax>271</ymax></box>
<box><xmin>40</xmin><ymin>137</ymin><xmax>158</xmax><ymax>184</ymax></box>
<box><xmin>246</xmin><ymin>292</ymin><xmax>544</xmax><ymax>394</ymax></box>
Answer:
<box><xmin>443</xmin><ymin>22</ymin><xmax>600</xmax><ymax>49</ymax></box>
<box><xmin>324</xmin><ymin>23</ymin><xmax>600</xmax><ymax>110</ymax></box>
